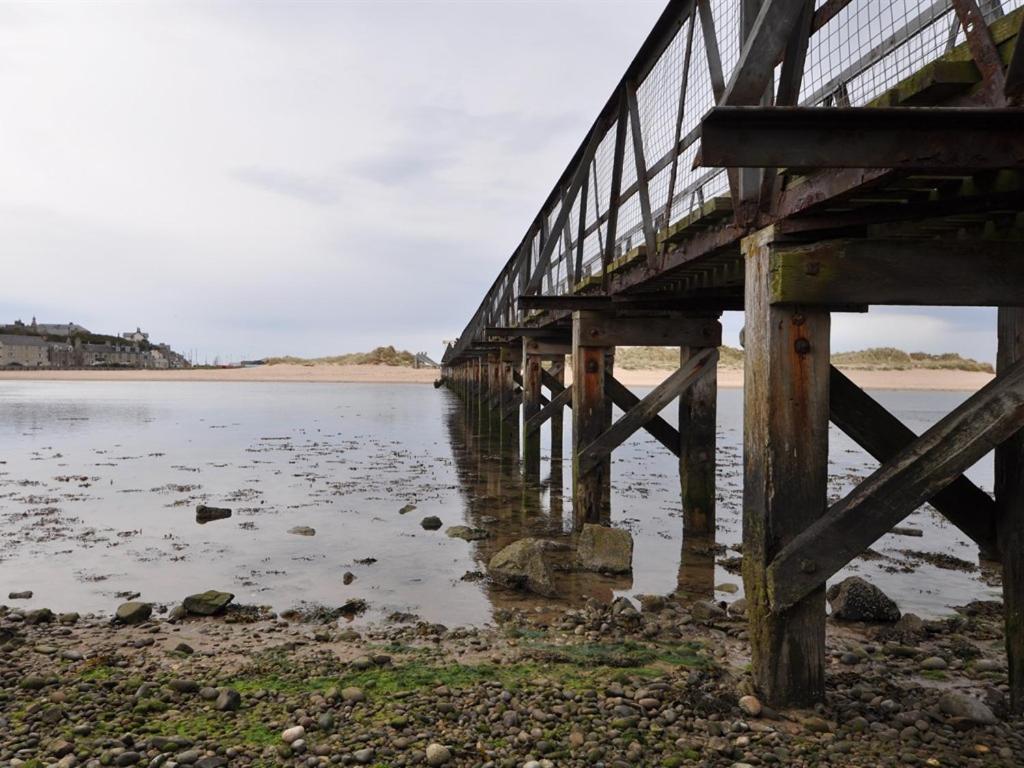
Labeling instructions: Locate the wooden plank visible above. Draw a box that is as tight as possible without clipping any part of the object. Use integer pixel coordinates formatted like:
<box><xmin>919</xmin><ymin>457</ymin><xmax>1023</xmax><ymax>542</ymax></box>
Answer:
<box><xmin>603</xmin><ymin>93</ymin><xmax>629</xmax><ymax>284</ymax></box>
<box><xmin>572</xmin><ymin>311</ymin><xmax>612</xmax><ymax>528</ymax></box>
<box><xmin>743</xmin><ymin>226</ymin><xmax>829</xmax><ymax>707</ymax></box>
<box><xmin>525</xmin><ymin>384</ymin><xmax>572</xmax><ymax>436</ymax></box>
<box><xmin>541</xmin><ymin>367</ymin><xmax>567</xmax><ymax>395</ymax></box>
<box><xmin>769</xmin><ymin>238</ymin><xmax>1024</xmax><ymax>306</ymax></box>
<box><xmin>522</xmin><ymin>344</ymin><xmax>542</xmax><ymax>478</ymax></box>
<box><xmin>605</xmin><ymin>374</ymin><xmax>682</xmax><ymax>457</ymax></box>
<box><xmin>721</xmin><ymin>0</ymin><xmax>810</xmax><ymax>106</ymax></box>
<box><xmin>996</xmin><ymin>307</ymin><xmax>1024</xmax><ymax>713</ymax></box>
<box><xmin>769</xmin><ymin>355</ymin><xmax>1024</xmax><ymax>613</ymax></box>
<box><xmin>524</xmin><ymin>339</ymin><xmax>572</xmax><ymax>357</ymax></box>
<box><xmin>578</xmin><ymin>348</ymin><xmax>717</xmax><ymax>474</ymax></box>
<box><xmin>680</xmin><ymin>346</ymin><xmax>718</xmax><ymax>536</ymax></box>
<box><xmin>626</xmin><ymin>81</ymin><xmax>657</xmax><ymax>256</ymax></box>
<box><xmin>700</xmin><ymin>106</ymin><xmax>1024</xmax><ymax>169</ymax></box>
<box><xmin>830</xmin><ymin>365</ymin><xmax>998</xmax><ymax>554</ymax></box>
<box><xmin>1007</xmin><ymin>13</ymin><xmax>1024</xmax><ymax>102</ymax></box>
<box><xmin>575</xmin><ymin>314</ymin><xmax>722</xmax><ymax>347</ymax></box>
<box><xmin>549</xmin><ymin>356</ymin><xmax>566</xmax><ymax>461</ymax></box>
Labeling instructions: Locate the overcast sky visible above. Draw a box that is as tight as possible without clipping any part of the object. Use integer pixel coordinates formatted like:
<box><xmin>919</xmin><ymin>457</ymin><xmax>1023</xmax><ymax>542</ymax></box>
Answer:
<box><xmin>0</xmin><ymin>1</ymin><xmax>997</xmax><ymax>363</ymax></box>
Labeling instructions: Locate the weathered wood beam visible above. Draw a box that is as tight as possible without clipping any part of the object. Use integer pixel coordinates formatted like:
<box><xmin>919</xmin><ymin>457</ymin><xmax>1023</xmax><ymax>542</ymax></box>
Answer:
<box><xmin>626</xmin><ymin>81</ymin><xmax>658</xmax><ymax>256</ymax></box>
<box><xmin>578</xmin><ymin>349</ymin><xmax>717</xmax><ymax>474</ymax></box>
<box><xmin>830</xmin><ymin>365</ymin><xmax>998</xmax><ymax>554</ymax></box>
<box><xmin>526</xmin><ymin>339</ymin><xmax>573</xmax><ymax>357</ymax></box>
<box><xmin>769</xmin><ymin>356</ymin><xmax>1024</xmax><ymax>613</ymax></box>
<box><xmin>768</xmin><ymin>237</ymin><xmax>1024</xmax><ymax>306</ymax></box>
<box><xmin>518</xmin><ymin>295</ymin><xmax>743</xmax><ymax>312</ymax></box>
<box><xmin>743</xmin><ymin>226</ymin><xmax>829</xmax><ymax>707</ymax></box>
<box><xmin>996</xmin><ymin>307</ymin><xmax>1024</xmax><ymax>713</ymax></box>
<box><xmin>605</xmin><ymin>374</ymin><xmax>682</xmax><ymax>457</ymax></box>
<box><xmin>1007</xmin><ymin>13</ymin><xmax>1024</xmax><ymax>102</ymax></box>
<box><xmin>487</xmin><ymin>327</ymin><xmax>569</xmax><ymax>339</ymax></box>
<box><xmin>523</xmin><ymin>342</ymin><xmax>543</xmax><ymax>478</ymax></box>
<box><xmin>700</xmin><ymin>107</ymin><xmax>1024</xmax><ymax>169</ymax></box>
<box><xmin>525</xmin><ymin>385</ymin><xmax>573</xmax><ymax>436</ymax></box>
<box><xmin>575</xmin><ymin>313</ymin><xmax>721</xmax><ymax>347</ymax></box>
<box><xmin>680</xmin><ymin>346</ymin><xmax>718</xmax><ymax>536</ymax></box>
<box><xmin>572</xmin><ymin>311</ymin><xmax>612</xmax><ymax>527</ymax></box>
<box><xmin>720</xmin><ymin>0</ymin><xmax>809</xmax><ymax>106</ymax></box>
<box><xmin>541</xmin><ymin>367</ymin><xmax>567</xmax><ymax>395</ymax></box>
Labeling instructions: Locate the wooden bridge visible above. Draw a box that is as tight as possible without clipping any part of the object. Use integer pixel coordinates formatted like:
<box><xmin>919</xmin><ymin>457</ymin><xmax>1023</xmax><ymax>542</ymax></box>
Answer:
<box><xmin>440</xmin><ymin>0</ymin><xmax>1024</xmax><ymax>710</ymax></box>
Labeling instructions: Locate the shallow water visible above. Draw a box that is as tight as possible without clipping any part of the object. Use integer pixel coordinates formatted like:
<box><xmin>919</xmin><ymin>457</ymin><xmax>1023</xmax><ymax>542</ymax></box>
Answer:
<box><xmin>0</xmin><ymin>380</ymin><xmax>1000</xmax><ymax>624</ymax></box>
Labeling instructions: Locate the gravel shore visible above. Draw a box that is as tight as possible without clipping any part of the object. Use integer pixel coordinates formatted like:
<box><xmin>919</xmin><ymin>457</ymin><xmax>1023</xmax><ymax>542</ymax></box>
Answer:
<box><xmin>1</xmin><ymin>596</ymin><xmax>1019</xmax><ymax>767</ymax></box>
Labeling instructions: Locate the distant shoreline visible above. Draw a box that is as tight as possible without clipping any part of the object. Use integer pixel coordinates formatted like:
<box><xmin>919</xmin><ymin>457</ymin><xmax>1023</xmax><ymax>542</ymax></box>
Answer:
<box><xmin>0</xmin><ymin>363</ymin><xmax>994</xmax><ymax>391</ymax></box>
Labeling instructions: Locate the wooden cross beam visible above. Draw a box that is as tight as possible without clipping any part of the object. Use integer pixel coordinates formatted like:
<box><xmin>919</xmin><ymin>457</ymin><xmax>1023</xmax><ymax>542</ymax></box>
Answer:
<box><xmin>605</xmin><ymin>374</ymin><xmax>681</xmax><ymax>457</ymax></box>
<box><xmin>525</xmin><ymin>386</ymin><xmax>573</xmax><ymax>436</ymax></box>
<box><xmin>502</xmin><ymin>391</ymin><xmax>523</xmax><ymax>422</ymax></box>
<box><xmin>574</xmin><ymin>313</ymin><xmax>722</xmax><ymax>347</ymax></box>
<box><xmin>541</xmin><ymin>368</ymin><xmax>567</xmax><ymax>395</ymax></box>
<box><xmin>699</xmin><ymin>106</ymin><xmax>1024</xmax><ymax>169</ymax></box>
<box><xmin>577</xmin><ymin>348</ymin><xmax>717</xmax><ymax>474</ymax></box>
<box><xmin>768</xmin><ymin>356</ymin><xmax>1024</xmax><ymax>613</ymax></box>
<box><xmin>829</xmin><ymin>365</ymin><xmax>998</xmax><ymax>555</ymax></box>
<box><xmin>768</xmin><ymin>237</ymin><xmax>1024</xmax><ymax>306</ymax></box>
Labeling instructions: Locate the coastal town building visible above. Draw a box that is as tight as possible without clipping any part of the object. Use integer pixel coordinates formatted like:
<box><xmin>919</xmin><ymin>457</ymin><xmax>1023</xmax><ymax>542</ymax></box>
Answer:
<box><xmin>0</xmin><ymin>317</ymin><xmax>189</xmax><ymax>370</ymax></box>
<box><xmin>120</xmin><ymin>327</ymin><xmax>149</xmax><ymax>343</ymax></box>
<box><xmin>0</xmin><ymin>335</ymin><xmax>51</xmax><ymax>368</ymax></box>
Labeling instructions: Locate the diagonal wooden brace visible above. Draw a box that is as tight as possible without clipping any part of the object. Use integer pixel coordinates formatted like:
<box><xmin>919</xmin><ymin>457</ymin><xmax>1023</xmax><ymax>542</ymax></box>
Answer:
<box><xmin>605</xmin><ymin>375</ymin><xmax>681</xmax><ymax>458</ymax></box>
<box><xmin>525</xmin><ymin>386</ymin><xmax>572</xmax><ymax>436</ymax></box>
<box><xmin>541</xmin><ymin>368</ymin><xmax>567</xmax><ymax>395</ymax></box>
<box><xmin>829</xmin><ymin>365</ymin><xmax>998</xmax><ymax>556</ymax></box>
<box><xmin>577</xmin><ymin>348</ymin><xmax>717</xmax><ymax>475</ymax></box>
<box><xmin>769</xmin><ymin>357</ymin><xmax>1024</xmax><ymax>613</ymax></box>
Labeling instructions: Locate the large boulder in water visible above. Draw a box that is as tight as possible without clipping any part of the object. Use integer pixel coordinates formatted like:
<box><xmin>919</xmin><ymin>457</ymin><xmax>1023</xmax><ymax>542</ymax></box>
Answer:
<box><xmin>183</xmin><ymin>590</ymin><xmax>234</xmax><ymax>616</ymax></box>
<box><xmin>115</xmin><ymin>601</ymin><xmax>152</xmax><ymax>625</ymax></box>
<box><xmin>577</xmin><ymin>524</ymin><xmax>633</xmax><ymax>574</ymax></box>
<box><xmin>488</xmin><ymin>538</ymin><xmax>555</xmax><ymax>596</ymax></box>
<box><xmin>827</xmin><ymin>576</ymin><xmax>900</xmax><ymax>622</ymax></box>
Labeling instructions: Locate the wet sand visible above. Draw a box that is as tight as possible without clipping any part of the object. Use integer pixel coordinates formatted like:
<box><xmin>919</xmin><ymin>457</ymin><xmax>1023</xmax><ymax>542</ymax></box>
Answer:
<box><xmin>0</xmin><ymin>363</ymin><xmax>994</xmax><ymax>390</ymax></box>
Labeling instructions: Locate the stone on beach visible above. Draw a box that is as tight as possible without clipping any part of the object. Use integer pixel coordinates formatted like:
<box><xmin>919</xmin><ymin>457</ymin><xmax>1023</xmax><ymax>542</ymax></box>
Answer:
<box><xmin>577</xmin><ymin>523</ymin><xmax>634</xmax><ymax>574</ymax></box>
<box><xmin>420</xmin><ymin>516</ymin><xmax>443</xmax><ymax>530</ymax></box>
<box><xmin>445</xmin><ymin>525</ymin><xmax>489</xmax><ymax>541</ymax></box>
<box><xmin>195</xmin><ymin>504</ymin><xmax>232</xmax><ymax>524</ymax></box>
<box><xmin>182</xmin><ymin>590</ymin><xmax>234</xmax><ymax>616</ymax></box>
<box><xmin>826</xmin><ymin>576</ymin><xmax>901</xmax><ymax>622</ymax></box>
<box><xmin>8</xmin><ymin>590</ymin><xmax>32</xmax><ymax>599</ymax></box>
<box><xmin>288</xmin><ymin>525</ymin><xmax>316</xmax><ymax>536</ymax></box>
<box><xmin>938</xmin><ymin>691</ymin><xmax>997</xmax><ymax>724</ymax></box>
<box><xmin>114</xmin><ymin>601</ymin><xmax>152</xmax><ymax>625</ymax></box>
<box><xmin>488</xmin><ymin>538</ymin><xmax>556</xmax><ymax>596</ymax></box>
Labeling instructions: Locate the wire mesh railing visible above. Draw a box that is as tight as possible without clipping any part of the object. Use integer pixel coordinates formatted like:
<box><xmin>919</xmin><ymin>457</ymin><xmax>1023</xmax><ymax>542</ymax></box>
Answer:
<box><xmin>446</xmin><ymin>0</ymin><xmax>1020</xmax><ymax>362</ymax></box>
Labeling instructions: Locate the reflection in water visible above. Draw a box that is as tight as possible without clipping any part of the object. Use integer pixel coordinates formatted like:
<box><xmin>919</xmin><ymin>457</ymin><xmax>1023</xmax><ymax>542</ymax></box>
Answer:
<box><xmin>0</xmin><ymin>380</ymin><xmax>1001</xmax><ymax>621</ymax></box>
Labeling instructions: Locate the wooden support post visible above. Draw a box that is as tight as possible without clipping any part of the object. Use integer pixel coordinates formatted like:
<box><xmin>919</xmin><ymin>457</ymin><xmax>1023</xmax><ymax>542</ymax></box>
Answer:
<box><xmin>550</xmin><ymin>357</ymin><xmax>566</xmax><ymax>463</ymax></box>
<box><xmin>997</xmin><ymin>307</ymin><xmax>1024</xmax><ymax>714</ymax></box>
<box><xmin>499</xmin><ymin>348</ymin><xmax>519</xmax><ymax>448</ymax></box>
<box><xmin>522</xmin><ymin>341</ymin><xmax>542</xmax><ymax>479</ymax></box>
<box><xmin>573</xmin><ymin>311</ymin><xmax>612</xmax><ymax>529</ymax></box>
<box><xmin>743</xmin><ymin>227</ymin><xmax>830</xmax><ymax>707</ymax></box>
<box><xmin>680</xmin><ymin>345</ymin><xmax>718</xmax><ymax>538</ymax></box>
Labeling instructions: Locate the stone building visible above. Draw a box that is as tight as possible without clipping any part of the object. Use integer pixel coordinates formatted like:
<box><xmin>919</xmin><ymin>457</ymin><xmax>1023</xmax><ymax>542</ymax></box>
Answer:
<box><xmin>0</xmin><ymin>334</ymin><xmax>50</xmax><ymax>368</ymax></box>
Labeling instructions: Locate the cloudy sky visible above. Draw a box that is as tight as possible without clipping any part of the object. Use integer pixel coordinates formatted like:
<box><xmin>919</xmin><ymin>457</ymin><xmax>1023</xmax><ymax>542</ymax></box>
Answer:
<box><xmin>0</xmin><ymin>1</ymin><xmax>997</xmax><ymax>363</ymax></box>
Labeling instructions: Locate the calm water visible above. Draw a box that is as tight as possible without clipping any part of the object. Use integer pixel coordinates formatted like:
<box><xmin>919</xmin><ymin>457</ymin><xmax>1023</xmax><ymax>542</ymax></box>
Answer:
<box><xmin>0</xmin><ymin>380</ymin><xmax>999</xmax><ymax>624</ymax></box>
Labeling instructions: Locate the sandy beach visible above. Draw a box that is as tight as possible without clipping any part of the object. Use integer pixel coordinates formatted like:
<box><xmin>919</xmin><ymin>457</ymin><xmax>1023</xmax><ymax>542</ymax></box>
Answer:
<box><xmin>0</xmin><ymin>363</ymin><xmax>994</xmax><ymax>390</ymax></box>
